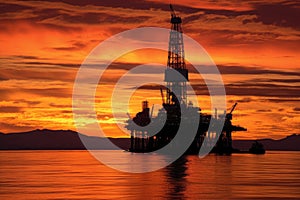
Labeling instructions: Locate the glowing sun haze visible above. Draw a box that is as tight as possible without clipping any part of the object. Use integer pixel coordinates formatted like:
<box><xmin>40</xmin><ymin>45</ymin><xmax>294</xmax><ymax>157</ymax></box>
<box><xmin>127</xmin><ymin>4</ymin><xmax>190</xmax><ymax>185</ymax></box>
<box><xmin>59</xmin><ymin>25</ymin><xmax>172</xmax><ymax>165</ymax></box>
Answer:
<box><xmin>0</xmin><ymin>0</ymin><xmax>299</xmax><ymax>139</ymax></box>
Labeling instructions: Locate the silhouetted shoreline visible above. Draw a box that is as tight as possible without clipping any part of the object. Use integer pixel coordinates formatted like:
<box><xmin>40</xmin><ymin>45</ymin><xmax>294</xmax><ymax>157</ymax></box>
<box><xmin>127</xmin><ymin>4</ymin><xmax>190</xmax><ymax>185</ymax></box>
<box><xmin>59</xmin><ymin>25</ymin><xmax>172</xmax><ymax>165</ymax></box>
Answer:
<box><xmin>0</xmin><ymin>129</ymin><xmax>299</xmax><ymax>151</ymax></box>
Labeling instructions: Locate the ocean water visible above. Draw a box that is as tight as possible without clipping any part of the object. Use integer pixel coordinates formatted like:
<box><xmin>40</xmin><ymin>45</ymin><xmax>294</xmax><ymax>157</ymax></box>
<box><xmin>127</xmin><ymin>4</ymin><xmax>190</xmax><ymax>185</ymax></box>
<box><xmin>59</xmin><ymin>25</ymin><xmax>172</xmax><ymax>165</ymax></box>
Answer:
<box><xmin>0</xmin><ymin>150</ymin><xmax>299</xmax><ymax>199</ymax></box>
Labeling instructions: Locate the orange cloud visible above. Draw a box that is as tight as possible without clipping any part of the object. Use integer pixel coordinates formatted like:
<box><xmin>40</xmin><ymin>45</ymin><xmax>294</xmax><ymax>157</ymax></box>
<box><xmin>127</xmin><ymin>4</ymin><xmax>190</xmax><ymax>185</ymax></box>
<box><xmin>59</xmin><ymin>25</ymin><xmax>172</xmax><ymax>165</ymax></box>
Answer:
<box><xmin>0</xmin><ymin>0</ymin><xmax>299</xmax><ymax>140</ymax></box>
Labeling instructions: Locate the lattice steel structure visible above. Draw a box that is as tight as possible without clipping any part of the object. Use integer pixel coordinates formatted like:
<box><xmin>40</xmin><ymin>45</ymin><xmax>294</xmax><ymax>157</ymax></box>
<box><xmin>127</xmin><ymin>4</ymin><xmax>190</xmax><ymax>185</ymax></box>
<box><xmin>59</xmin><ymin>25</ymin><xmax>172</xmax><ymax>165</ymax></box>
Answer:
<box><xmin>165</xmin><ymin>4</ymin><xmax>188</xmax><ymax>106</ymax></box>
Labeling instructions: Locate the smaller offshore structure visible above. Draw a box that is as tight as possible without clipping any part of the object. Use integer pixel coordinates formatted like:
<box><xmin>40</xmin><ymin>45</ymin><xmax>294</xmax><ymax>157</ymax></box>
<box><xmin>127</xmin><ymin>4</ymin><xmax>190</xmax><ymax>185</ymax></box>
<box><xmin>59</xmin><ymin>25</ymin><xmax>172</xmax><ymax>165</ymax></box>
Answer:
<box><xmin>125</xmin><ymin>5</ymin><xmax>247</xmax><ymax>154</ymax></box>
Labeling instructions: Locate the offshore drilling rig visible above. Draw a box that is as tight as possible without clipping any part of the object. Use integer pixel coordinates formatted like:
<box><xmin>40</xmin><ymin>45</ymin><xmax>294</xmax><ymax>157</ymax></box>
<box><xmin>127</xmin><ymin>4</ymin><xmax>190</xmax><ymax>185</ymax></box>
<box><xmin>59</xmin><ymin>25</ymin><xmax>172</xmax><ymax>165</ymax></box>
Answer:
<box><xmin>125</xmin><ymin>5</ymin><xmax>246</xmax><ymax>154</ymax></box>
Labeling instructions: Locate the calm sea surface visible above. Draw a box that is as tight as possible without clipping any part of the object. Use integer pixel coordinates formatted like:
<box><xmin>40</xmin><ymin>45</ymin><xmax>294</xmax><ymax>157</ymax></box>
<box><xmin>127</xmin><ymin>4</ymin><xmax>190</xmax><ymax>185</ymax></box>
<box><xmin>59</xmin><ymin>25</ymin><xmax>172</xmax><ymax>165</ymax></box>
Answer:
<box><xmin>0</xmin><ymin>150</ymin><xmax>299</xmax><ymax>199</ymax></box>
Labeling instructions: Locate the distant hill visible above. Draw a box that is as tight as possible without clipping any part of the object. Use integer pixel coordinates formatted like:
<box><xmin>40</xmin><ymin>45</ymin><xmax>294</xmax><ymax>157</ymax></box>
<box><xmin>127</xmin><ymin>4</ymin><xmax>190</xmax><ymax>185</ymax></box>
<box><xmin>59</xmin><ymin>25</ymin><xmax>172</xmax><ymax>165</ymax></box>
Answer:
<box><xmin>233</xmin><ymin>134</ymin><xmax>300</xmax><ymax>151</ymax></box>
<box><xmin>0</xmin><ymin>129</ymin><xmax>129</xmax><ymax>150</ymax></box>
<box><xmin>0</xmin><ymin>129</ymin><xmax>299</xmax><ymax>151</ymax></box>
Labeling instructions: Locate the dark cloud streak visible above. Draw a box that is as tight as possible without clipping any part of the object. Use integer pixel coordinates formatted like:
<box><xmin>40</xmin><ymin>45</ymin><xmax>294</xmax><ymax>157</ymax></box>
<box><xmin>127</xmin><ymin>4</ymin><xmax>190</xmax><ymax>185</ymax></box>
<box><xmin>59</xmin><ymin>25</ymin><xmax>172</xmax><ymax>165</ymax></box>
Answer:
<box><xmin>0</xmin><ymin>106</ymin><xmax>23</xmax><ymax>113</ymax></box>
<box><xmin>254</xmin><ymin>2</ymin><xmax>300</xmax><ymax>30</ymax></box>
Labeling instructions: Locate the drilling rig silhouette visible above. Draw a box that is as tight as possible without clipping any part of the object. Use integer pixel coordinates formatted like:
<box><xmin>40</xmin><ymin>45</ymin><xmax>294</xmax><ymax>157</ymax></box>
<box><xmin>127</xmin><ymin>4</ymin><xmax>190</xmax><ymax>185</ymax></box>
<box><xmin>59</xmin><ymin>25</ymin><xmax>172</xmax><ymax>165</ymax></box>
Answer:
<box><xmin>125</xmin><ymin>5</ymin><xmax>246</xmax><ymax>154</ymax></box>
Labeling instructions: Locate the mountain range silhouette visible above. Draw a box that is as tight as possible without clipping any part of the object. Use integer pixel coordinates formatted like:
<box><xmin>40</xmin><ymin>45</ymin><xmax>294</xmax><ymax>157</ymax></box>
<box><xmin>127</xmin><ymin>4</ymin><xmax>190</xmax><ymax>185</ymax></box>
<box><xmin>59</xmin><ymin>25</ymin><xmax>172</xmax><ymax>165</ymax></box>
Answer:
<box><xmin>0</xmin><ymin>129</ymin><xmax>299</xmax><ymax>151</ymax></box>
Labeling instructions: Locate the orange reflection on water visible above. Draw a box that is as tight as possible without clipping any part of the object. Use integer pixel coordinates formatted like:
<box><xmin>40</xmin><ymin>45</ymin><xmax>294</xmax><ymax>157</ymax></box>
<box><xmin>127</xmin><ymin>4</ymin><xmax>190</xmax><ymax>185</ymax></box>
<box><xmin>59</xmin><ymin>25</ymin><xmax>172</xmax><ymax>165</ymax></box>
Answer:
<box><xmin>1</xmin><ymin>151</ymin><xmax>299</xmax><ymax>199</ymax></box>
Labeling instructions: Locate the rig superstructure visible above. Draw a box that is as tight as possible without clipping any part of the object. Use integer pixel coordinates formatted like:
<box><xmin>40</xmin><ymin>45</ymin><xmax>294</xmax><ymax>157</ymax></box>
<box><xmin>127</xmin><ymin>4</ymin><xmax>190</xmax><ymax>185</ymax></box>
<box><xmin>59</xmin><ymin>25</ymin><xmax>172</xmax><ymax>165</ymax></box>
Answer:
<box><xmin>125</xmin><ymin>5</ymin><xmax>247</xmax><ymax>154</ymax></box>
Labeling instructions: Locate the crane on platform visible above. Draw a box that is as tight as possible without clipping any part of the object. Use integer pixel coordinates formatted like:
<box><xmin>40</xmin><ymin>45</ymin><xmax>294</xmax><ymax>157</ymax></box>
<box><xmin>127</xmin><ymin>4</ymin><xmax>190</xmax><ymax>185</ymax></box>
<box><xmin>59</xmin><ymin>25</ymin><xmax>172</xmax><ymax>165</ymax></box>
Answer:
<box><xmin>229</xmin><ymin>103</ymin><xmax>238</xmax><ymax>114</ymax></box>
<box><xmin>150</xmin><ymin>104</ymin><xmax>154</xmax><ymax>118</ymax></box>
<box><xmin>160</xmin><ymin>88</ymin><xmax>165</xmax><ymax>104</ymax></box>
<box><xmin>126</xmin><ymin>112</ymin><xmax>131</xmax><ymax>120</ymax></box>
<box><xmin>227</xmin><ymin>103</ymin><xmax>238</xmax><ymax>120</ymax></box>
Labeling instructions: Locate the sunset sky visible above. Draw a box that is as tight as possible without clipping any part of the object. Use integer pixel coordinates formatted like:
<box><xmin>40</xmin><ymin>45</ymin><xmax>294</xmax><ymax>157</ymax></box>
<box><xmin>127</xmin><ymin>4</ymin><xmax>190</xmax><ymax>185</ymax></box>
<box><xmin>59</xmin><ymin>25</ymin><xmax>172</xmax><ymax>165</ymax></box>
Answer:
<box><xmin>0</xmin><ymin>0</ymin><xmax>299</xmax><ymax>140</ymax></box>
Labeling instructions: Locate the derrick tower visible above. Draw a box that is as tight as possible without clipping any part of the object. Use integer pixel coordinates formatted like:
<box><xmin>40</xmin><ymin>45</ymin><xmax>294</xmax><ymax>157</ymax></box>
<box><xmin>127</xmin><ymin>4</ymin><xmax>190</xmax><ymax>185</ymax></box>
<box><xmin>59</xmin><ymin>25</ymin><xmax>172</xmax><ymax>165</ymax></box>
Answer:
<box><xmin>165</xmin><ymin>4</ymin><xmax>188</xmax><ymax>106</ymax></box>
